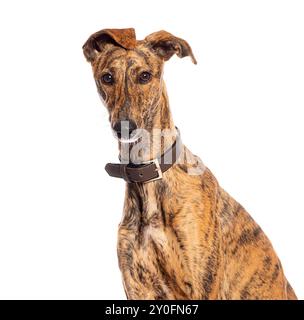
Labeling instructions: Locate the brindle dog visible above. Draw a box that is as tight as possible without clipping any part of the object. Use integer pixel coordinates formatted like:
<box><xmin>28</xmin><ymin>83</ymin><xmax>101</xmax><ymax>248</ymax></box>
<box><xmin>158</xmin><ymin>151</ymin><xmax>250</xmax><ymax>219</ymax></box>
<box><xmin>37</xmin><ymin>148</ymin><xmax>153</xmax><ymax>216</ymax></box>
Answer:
<box><xmin>83</xmin><ymin>28</ymin><xmax>297</xmax><ymax>299</ymax></box>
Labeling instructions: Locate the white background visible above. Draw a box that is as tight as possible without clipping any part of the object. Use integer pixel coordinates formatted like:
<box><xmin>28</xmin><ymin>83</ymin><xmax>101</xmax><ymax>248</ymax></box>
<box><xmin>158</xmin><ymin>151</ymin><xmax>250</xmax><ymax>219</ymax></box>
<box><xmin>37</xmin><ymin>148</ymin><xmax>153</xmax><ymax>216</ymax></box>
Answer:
<box><xmin>0</xmin><ymin>0</ymin><xmax>303</xmax><ymax>299</ymax></box>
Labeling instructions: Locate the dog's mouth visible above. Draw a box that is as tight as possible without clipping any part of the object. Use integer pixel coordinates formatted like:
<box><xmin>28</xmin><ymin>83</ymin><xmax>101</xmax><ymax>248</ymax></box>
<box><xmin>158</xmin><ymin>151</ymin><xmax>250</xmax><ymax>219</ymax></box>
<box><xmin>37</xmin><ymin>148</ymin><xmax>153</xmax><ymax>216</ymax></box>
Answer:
<box><xmin>113</xmin><ymin>130</ymin><xmax>142</xmax><ymax>144</ymax></box>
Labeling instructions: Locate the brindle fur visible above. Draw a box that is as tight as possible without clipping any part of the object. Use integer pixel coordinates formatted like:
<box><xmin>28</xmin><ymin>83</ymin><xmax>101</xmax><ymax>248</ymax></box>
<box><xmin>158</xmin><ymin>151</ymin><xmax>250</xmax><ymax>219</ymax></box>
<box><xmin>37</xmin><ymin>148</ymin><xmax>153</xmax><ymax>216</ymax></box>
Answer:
<box><xmin>83</xmin><ymin>28</ymin><xmax>297</xmax><ymax>300</ymax></box>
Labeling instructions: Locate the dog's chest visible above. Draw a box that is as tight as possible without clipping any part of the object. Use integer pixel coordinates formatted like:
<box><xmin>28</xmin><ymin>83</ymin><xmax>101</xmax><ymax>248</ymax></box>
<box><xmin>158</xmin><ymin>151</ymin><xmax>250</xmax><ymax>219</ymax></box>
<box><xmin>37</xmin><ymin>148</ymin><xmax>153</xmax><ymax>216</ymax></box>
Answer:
<box><xmin>118</xmin><ymin>217</ymin><xmax>188</xmax><ymax>299</ymax></box>
<box><xmin>117</xmin><ymin>184</ymin><xmax>192</xmax><ymax>299</ymax></box>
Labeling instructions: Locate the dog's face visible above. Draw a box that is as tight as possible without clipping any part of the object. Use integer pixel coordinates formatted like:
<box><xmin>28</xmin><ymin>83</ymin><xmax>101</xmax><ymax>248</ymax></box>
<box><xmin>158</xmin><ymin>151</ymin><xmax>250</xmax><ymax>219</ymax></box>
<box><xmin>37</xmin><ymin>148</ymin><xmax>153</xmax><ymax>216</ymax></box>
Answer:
<box><xmin>91</xmin><ymin>43</ymin><xmax>164</xmax><ymax>137</ymax></box>
<box><xmin>83</xmin><ymin>28</ymin><xmax>196</xmax><ymax>141</ymax></box>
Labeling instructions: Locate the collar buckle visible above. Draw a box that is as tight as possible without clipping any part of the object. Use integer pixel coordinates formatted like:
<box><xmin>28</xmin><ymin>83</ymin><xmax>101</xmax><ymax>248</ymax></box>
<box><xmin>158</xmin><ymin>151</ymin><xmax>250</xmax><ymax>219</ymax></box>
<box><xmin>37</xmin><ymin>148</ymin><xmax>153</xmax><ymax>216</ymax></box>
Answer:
<box><xmin>141</xmin><ymin>158</ymin><xmax>163</xmax><ymax>183</ymax></box>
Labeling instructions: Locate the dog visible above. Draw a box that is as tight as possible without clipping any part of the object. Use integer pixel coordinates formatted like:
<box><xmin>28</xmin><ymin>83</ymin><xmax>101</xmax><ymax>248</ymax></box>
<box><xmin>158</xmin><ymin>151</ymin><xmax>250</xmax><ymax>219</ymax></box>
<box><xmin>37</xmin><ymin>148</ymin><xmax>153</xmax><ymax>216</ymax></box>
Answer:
<box><xmin>83</xmin><ymin>28</ymin><xmax>297</xmax><ymax>299</ymax></box>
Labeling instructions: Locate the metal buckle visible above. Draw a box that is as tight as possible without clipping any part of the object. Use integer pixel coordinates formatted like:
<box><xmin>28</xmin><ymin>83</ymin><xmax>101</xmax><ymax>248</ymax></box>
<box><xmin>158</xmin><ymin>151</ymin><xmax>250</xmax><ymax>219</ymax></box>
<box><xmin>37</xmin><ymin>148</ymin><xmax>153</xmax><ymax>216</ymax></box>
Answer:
<box><xmin>142</xmin><ymin>158</ymin><xmax>163</xmax><ymax>183</ymax></box>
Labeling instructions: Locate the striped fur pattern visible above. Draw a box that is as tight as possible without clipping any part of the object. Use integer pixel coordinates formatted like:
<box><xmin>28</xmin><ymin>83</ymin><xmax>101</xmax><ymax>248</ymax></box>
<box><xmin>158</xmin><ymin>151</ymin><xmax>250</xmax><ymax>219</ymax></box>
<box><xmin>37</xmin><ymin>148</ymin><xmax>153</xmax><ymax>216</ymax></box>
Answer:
<box><xmin>83</xmin><ymin>28</ymin><xmax>297</xmax><ymax>299</ymax></box>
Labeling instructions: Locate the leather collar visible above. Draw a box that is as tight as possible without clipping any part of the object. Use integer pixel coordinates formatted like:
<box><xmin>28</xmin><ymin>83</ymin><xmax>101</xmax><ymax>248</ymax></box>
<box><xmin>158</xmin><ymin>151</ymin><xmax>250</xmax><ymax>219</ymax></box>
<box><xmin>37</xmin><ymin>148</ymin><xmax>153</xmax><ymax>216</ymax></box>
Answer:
<box><xmin>105</xmin><ymin>130</ymin><xmax>182</xmax><ymax>183</ymax></box>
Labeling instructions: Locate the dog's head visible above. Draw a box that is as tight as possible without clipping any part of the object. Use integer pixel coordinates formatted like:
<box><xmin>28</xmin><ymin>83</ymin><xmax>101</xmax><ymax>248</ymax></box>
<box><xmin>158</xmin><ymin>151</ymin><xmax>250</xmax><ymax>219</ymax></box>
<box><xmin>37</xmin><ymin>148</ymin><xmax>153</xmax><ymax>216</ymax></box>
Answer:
<box><xmin>83</xmin><ymin>28</ymin><xmax>196</xmax><ymax>142</ymax></box>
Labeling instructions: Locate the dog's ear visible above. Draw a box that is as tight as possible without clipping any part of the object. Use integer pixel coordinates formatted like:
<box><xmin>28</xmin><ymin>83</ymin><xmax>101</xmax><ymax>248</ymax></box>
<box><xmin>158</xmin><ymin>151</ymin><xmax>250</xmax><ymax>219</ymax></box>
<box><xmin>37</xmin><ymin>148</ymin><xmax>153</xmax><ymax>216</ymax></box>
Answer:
<box><xmin>144</xmin><ymin>30</ymin><xmax>197</xmax><ymax>64</ymax></box>
<box><xmin>82</xmin><ymin>28</ymin><xmax>136</xmax><ymax>63</ymax></box>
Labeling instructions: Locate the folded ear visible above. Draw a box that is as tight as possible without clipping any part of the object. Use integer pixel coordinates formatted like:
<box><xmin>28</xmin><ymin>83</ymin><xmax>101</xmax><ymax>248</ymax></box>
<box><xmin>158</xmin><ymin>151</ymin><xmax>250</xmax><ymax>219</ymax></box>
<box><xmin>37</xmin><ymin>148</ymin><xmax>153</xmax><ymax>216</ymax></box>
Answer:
<box><xmin>144</xmin><ymin>30</ymin><xmax>197</xmax><ymax>64</ymax></box>
<box><xmin>82</xmin><ymin>28</ymin><xmax>136</xmax><ymax>63</ymax></box>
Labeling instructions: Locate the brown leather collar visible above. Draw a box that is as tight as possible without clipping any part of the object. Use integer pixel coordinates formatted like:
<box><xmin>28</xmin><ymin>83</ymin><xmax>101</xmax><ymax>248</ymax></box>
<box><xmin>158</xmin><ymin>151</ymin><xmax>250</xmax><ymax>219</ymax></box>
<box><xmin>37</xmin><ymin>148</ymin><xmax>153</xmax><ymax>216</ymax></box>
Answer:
<box><xmin>105</xmin><ymin>131</ymin><xmax>182</xmax><ymax>183</ymax></box>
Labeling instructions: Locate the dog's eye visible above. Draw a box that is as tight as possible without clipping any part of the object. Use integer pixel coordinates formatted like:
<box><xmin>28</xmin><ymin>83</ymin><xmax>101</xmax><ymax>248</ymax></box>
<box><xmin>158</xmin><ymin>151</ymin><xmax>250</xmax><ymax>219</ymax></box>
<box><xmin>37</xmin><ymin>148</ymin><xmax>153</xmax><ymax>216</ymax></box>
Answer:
<box><xmin>101</xmin><ymin>73</ymin><xmax>114</xmax><ymax>85</ymax></box>
<box><xmin>138</xmin><ymin>71</ymin><xmax>152</xmax><ymax>84</ymax></box>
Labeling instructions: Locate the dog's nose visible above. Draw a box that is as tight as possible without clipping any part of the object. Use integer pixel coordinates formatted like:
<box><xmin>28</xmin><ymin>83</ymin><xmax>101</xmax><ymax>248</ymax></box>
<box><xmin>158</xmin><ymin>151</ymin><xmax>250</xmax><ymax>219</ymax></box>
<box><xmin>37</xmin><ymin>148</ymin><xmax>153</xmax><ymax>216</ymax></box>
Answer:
<box><xmin>112</xmin><ymin>120</ymin><xmax>137</xmax><ymax>138</ymax></box>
